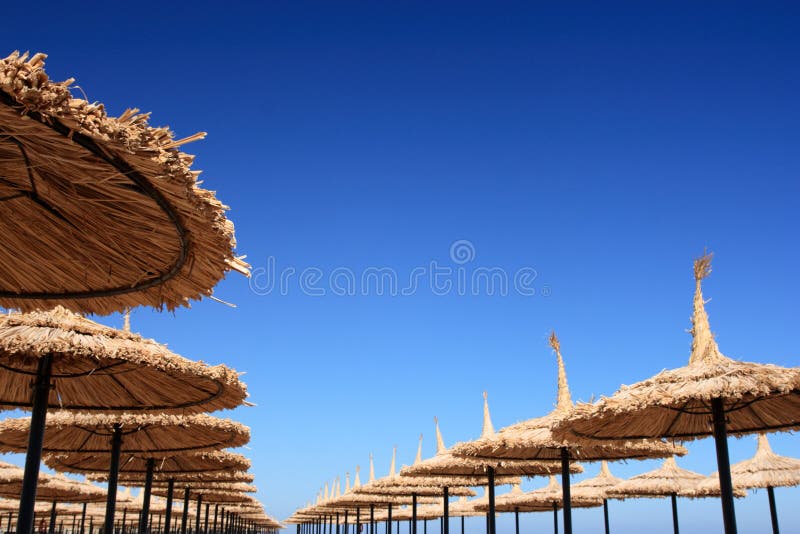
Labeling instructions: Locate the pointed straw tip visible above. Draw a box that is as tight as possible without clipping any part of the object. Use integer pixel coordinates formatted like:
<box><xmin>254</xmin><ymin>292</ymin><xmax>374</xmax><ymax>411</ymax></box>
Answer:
<box><xmin>694</xmin><ymin>251</ymin><xmax>713</xmax><ymax>281</ymax></box>
<box><xmin>549</xmin><ymin>330</ymin><xmax>560</xmax><ymax>353</ymax></box>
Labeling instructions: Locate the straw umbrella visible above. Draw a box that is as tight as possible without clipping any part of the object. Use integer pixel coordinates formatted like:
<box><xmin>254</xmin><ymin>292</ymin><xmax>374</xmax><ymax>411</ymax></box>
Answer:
<box><xmin>0</xmin><ymin>412</ymin><xmax>249</xmax><ymax>534</ymax></box>
<box><xmin>476</xmin><ymin>477</ymin><xmax>602</xmax><ymax>534</ymax></box>
<box><xmin>695</xmin><ymin>434</ymin><xmax>800</xmax><ymax>533</ymax></box>
<box><xmin>569</xmin><ymin>461</ymin><xmax>622</xmax><ymax>534</ymax></box>
<box><xmin>452</xmin><ymin>333</ymin><xmax>683</xmax><ymax>534</ymax></box>
<box><xmin>400</xmin><ymin>398</ymin><xmax>577</xmax><ymax>534</ymax></box>
<box><xmin>554</xmin><ymin>253</ymin><xmax>800</xmax><ymax>534</ymax></box>
<box><xmin>605</xmin><ymin>457</ymin><xmax>739</xmax><ymax>534</ymax></box>
<box><xmin>0</xmin><ymin>306</ymin><xmax>249</xmax><ymax>534</ymax></box>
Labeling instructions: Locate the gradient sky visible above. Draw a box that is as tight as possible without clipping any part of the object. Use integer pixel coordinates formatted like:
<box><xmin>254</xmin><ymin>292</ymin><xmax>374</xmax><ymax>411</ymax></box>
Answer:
<box><xmin>3</xmin><ymin>2</ymin><xmax>800</xmax><ymax>533</ymax></box>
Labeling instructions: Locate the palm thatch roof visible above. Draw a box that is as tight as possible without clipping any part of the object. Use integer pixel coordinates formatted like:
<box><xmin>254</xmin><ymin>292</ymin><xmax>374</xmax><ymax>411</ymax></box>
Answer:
<box><xmin>0</xmin><ymin>465</ymin><xmax>105</xmax><ymax>502</ymax></box>
<box><xmin>453</xmin><ymin>333</ymin><xmax>685</xmax><ymax>462</ymax></box>
<box><xmin>151</xmin><ymin>485</ymin><xmax>256</xmax><ymax>504</ymax></box>
<box><xmin>401</xmin><ymin>401</ymin><xmax>578</xmax><ymax>478</ymax></box>
<box><xmin>695</xmin><ymin>434</ymin><xmax>800</xmax><ymax>495</ymax></box>
<box><xmin>475</xmin><ymin>477</ymin><xmax>603</xmax><ymax>513</ymax></box>
<box><xmin>606</xmin><ymin>457</ymin><xmax>707</xmax><ymax>499</ymax></box>
<box><xmin>0</xmin><ymin>412</ymin><xmax>249</xmax><ymax>466</ymax></box>
<box><xmin>443</xmin><ymin>489</ymin><xmax>493</xmax><ymax>518</ymax></box>
<box><xmin>555</xmin><ymin>254</ymin><xmax>800</xmax><ymax>442</ymax></box>
<box><xmin>0</xmin><ymin>51</ymin><xmax>249</xmax><ymax>315</ymax></box>
<box><xmin>570</xmin><ymin>461</ymin><xmax>623</xmax><ymax>500</ymax></box>
<box><xmin>0</xmin><ymin>306</ymin><xmax>248</xmax><ymax>413</ymax></box>
<box><xmin>68</xmin><ymin>450</ymin><xmax>250</xmax><ymax>482</ymax></box>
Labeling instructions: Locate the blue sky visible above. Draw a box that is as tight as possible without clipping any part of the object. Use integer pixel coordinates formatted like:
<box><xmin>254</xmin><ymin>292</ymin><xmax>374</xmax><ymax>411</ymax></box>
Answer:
<box><xmin>3</xmin><ymin>1</ymin><xmax>800</xmax><ymax>532</ymax></box>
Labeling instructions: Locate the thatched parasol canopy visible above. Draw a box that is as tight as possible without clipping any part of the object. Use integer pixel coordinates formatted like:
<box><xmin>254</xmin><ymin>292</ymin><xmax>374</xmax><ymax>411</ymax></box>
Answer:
<box><xmin>558</xmin><ymin>254</ymin><xmax>800</xmax><ymax>442</ymax></box>
<box><xmin>0</xmin><ymin>465</ymin><xmax>105</xmax><ymax>503</ymax></box>
<box><xmin>0</xmin><ymin>412</ymin><xmax>249</xmax><ymax>460</ymax></box>
<box><xmin>401</xmin><ymin>415</ymin><xmax>572</xmax><ymax>480</ymax></box>
<box><xmin>452</xmin><ymin>335</ymin><xmax>684</xmax><ymax>462</ymax></box>
<box><xmin>606</xmin><ymin>457</ymin><xmax>706</xmax><ymax>500</ymax></box>
<box><xmin>570</xmin><ymin>461</ymin><xmax>622</xmax><ymax>499</ymax></box>
<box><xmin>0</xmin><ymin>306</ymin><xmax>248</xmax><ymax>413</ymax></box>
<box><xmin>474</xmin><ymin>478</ymin><xmax>603</xmax><ymax>513</ymax></box>
<box><xmin>73</xmin><ymin>451</ymin><xmax>251</xmax><ymax>483</ymax></box>
<box><xmin>0</xmin><ymin>51</ymin><xmax>249</xmax><ymax>315</ymax></box>
<box><xmin>152</xmin><ymin>486</ymin><xmax>256</xmax><ymax>504</ymax></box>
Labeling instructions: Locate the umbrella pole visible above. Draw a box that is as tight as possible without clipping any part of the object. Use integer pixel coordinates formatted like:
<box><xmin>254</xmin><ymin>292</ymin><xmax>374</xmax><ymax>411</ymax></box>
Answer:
<box><xmin>104</xmin><ymin>423</ymin><xmax>124</xmax><ymax>534</ymax></box>
<box><xmin>140</xmin><ymin>458</ymin><xmax>155</xmax><ymax>534</ymax></box>
<box><xmin>213</xmin><ymin>505</ymin><xmax>219</xmax><ymax>534</ymax></box>
<box><xmin>356</xmin><ymin>507</ymin><xmax>360</xmax><ymax>534</ymax></box>
<box><xmin>370</xmin><ymin>505</ymin><xmax>374</xmax><ymax>534</ymax></box>
<box><xmin>49</xmin><ymin>501</ymin><xmax>57</xmax><ymax>534</ymax></box>
<box><xmin>460</xmin><ymin>516</ymin><xmax>463</xmax><ymax>534</ymax></box>
<box><xmin>560</xmin><ymin>447</ymin><xmax>572</xmax><ymax>534</ymax></box>
<box><xmin>487</xmin><ymin>466</ymin><xmax>496</xmax><ymax>534</ymax></box>
<box><xmin>123</xmin><ymin>509</ymin><xmax>128</xmax><ymax>534</ymax></box>
<box><xmin>552</xmin><ymin>502</ymin><xmax>558</xmax><ymax>534</ymax></box>
<box><xmin>204</xmin><ymin>504</ymin><xmax>210</xmax><ymax>534</ymax></box>
<box><xmin>514</xmin><ymin>508</ymin><xmax>518</xmax><ymax>534</ymax></box>
<box><xmin>412</xmin><ymin>494</ymin><xmax>417</xmax><ymax>534</ymax></box>
<box><xmin>767</xmin><ymin>486</ymin><xmax>779</xmax><ymax>534</ymax></box>
<box><xmin>164</xmin><ymin>480</ymin><xmax>175</xmax><ymax>534</ymax></box>
<box><xmin>158</xmin><ymin>514</ymin><xmax>162</xmax><ymax>534</ymax></box>
<box><xmin>80</xmin><ymin>503</ymin><xmax>87</xmax><ymax>534</ymax></box>
<box><xmin>711</xmin><ymin>398</ymin><xmax>738</xmax><ymax>534</ymax></box>
<box><xmin>72</xmin><ymin>514</ymin><xmax>77</xmax><ymax>534</ymax></box>
<box><xmin>335</xmin><ymin>513</ymin><xmax>339</xmax><ymax>534</ymax></box>
<box><xmin>195</xmin><ymin>496</ymin><xmax>203</xmax><ymax>534</ymax></box>
<box><xmin>180</xmin><ymin>487</ymin><xmax>190</xmax><ymax>534</ymax></box>
<box><xmin>90</xmin><ymin>517</ymin><xmax>94</xmax><ymax>534</ymax></box>
<box><xmin>670</xmin><ymin>493</ymin><xmax>679</xmax><ymax>534</ymax></box>
<box><xmin>16</xmin><ymin>354</ymin><xmax>54</xmax><ymax>534</ymax></box>
<box><xmin>387</xmin><ymin>504</ymin><xmax>392</xmax><ymax>534</ymax></box>
<box><xmin>442</xmin><ymin>487</ymin><xmax>448</xmax><ymax>534</ymax></box>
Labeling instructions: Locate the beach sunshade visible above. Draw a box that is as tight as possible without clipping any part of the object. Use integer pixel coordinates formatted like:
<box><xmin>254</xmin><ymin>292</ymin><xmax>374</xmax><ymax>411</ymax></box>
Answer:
<box><xmin>695</xmin><ymin>434</ymin><xmax>800</xmax><ymax>534</ymax></box>
<box><xmin>452</xmin><ymin>333</ymin><xmax>684</xmax><ymax>534</ymax></box>
<box><xmin>0</xmin><ymin>306</ymin><xmax>248</xmax><ymax>534</ymax></box>
<box><xmin>554</xmin><ymin>254</ymin><xmax>800</xmax><ymax>534</ymax></box>
<box><xmin>75</xmin><ymin>451</ymin><xmax>251</xmax><ymax>483</ymax></box>
<box><xmin>0</xmin><ymin>412</ymin><xmax>248</xmax><ymax>534</ymax></box>
<box><xmin>0</xmin><ymin>51</ymin><xmax>249</xmax><ymax>315</ymax></box>
<box><xmin>570</xmin><ymin>461</ymin><xmax>623</xmax><ymax>534</ymax></box>
<box><xmin>0</xmin><ymin>466</ymin><xmax>105</xmax><ymax>503</ymax></box>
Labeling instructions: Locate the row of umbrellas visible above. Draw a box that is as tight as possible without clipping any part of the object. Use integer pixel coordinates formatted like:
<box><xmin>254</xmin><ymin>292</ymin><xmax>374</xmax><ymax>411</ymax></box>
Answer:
<box><xmin>0</xmin><ymin>50</ymin><xmax>279</xmax><ymax>534</ymax></box>
<box><xmin>288</xmin><ymin>254</ymin><xmax>800</xmax><ymax>534</ymax></box>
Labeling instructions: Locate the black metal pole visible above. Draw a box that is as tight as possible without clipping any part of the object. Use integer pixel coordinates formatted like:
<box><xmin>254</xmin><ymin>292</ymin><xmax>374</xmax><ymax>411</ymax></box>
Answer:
<box><xmin>767</xmin><ymin>486</ymin><xmax>779</xmax><ymax>534</ymax></box>
<box><xmin>140</xmin><ymin>459</ymin><xmax>155</xmax><ymax>534</ymax></box>
<box><xmin>412</xmin><ymin>494</ymin><xmax>417</xmax><ymax>534</ymax></box>
<box><xmin>16</xmin><ymin>354</ymin><xmax>54</xmax><ymax>534</ymax></box>
<box><xmin>158</xmin><ymin>514</ymin><xmax>162</xmax><ymax>534</ymax></box>
<box><xmin>212</xmin><ymin>506</ymin><xmax>218</xmax><ymax>534</ymax></box>
<box><xmin>552</xmin><ymin>502</ymin><xmax>558</xmax><ymax>534</ymax></box>
<box><xmin>603</xmin><ymin>498</ymin><xmax>610</xmax><ymax>534</ymax></box>
<box><xmin>460</xmin><ymin>516</ymin><xmax>463</xmax><ymax>534</ymax></box>
<box><xmin>442</xmin><ymin>487</ymin><xmax>448</xmax><ymax>534</ymax></box>
<box><xmin>335</xmin><ymin>514</ymin><xmax>339</xmax><ymax>534</ymax></box>
<box><xmin>560</xmin><ymin>447</ymin><xmax>573</xmax><ymax>534</ymax></box>
<box><xmin>487</xmin><ymin>467</ymin><xmax>496</xmax><ymax>534</ymax></box>
<box><xmin>104</xmin><ymin>424</ymin><xmax>124</xmax><ymax>534</ymax></box>
<box><xmin>6</xmin><ymin>511</ymin><xmax>12</xmax><ymax>534</ymax></box>
<box><xmin>711</xmin><ymin>398</ymin><xmax>737</xmax><ymax>534</ymax></box>
<box><xmin>204</xmin><ymin>504</ymin><xmax>209</xmax><ymax>534</ymax></box>
<box><xmin>48</xmin><ymin>501</ymin><xmax>57</xmax><ymax>534</ymax></box>
<box><xmin>514</xmin><ymin>508</ymin><xmax>518</xmax><ymax>534</ymax></box>
<box><xmin>164</xmin><ymin>480</ymin><xmax>175</xmax><ymax>534</ymax></box>
<box><xmin>72</xmin><ymin>513</ymin><xmax>77</xmax><ymax>534</ymax></box>
<box><xmin>195</xmin><ymin>496</ymin><xmax>202</xmax><ymax>534</ymax></box>
<box><xmin>355</xmin><ymin>508</ymin><xmax>360</xmax><ymax>534</ymax></box>
<box><xmin>180</xmin><ymin>488</ymin><xmax>190</xmax><ymax>534</ymax></box>
<box><xmin>80</xmin><ymin>503</ymin><xmax>87</xmax><ymax>534</ymax></box>
<box><xmin>670</xmin><ymin>493</ymin><xmax>679</xmax><ymax>534</ymax></box>
<box><xmin>387</xmin><ymin>504</ymin><xmax>392</xmax><ymax>534</ymax></box>
<box><xmin>369</xmin><ymin>506</ymin><xmax>374</xmax><ymax>534</ymax></box>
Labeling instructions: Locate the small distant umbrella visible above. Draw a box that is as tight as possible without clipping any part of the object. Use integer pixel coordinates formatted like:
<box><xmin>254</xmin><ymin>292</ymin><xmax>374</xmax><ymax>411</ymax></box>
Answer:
<box><xmin>606</xmin><ymin>457</ymin><xmax>741</xmax><ymax>534</ymax></box>
<box><xmin>76</xmin><ymin>450</ymin><xmax>252</xmax><ymax>483</ymax></box>
<box><xmin>570</xmin><ymin>461</ymin><xmax>622</xmax><ymax>534</ymax></box>
<box><xmin>452</xmin><ymin>333</ymin><xmax>683</xmax><ymax>534</ymax></box>
<box><xmin>0</xmin><ymin>412</ymin><xmax>249</xmax><ymax>534</ymax></box>
<box><xmin>476</xmin><ymin>477</ymin><xmax>602</xmax><ymax>534</ymax></box>
<box><xmin>695</xmin><ymin>434</ymin><xmax>800</xmax><ymax>534</ymax></box>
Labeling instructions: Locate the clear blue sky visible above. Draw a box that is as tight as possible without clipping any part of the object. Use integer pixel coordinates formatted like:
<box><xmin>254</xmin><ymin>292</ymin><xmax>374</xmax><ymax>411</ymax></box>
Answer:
<box><xmin>3</xmin><ymin>2</ymin><xmax>800</xmax><ymax>532</ymax></box>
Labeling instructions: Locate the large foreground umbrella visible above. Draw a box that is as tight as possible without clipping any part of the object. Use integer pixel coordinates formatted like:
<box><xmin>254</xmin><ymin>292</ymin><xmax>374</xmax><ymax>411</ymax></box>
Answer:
<box><xmin>452</xmin><ymin>333</ymin><xmax>683</xmax><ymax>534</ymax></box>
<box><xmin>695</xmin><ymin>434</ymin><xmax>800</xmax><ymax>533</ymax></box>
<box><xmin>0</xmin><ymin>412</ymin><xmax>249</xmax><ymax>534</ymax></box>
<box><xmin>0</xmin><ymin>306</ymin><xmax>249</xmax><ymax>534</ymax></box>
<box><xmin>0</xmin><ymin>50</ymin><xmax>249</xmax><ymax>315</ymax></box>
<box><xmin>555</xmin><ymin>254</ymin><xmax>800</xmax><ymax>534</ymax></box>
